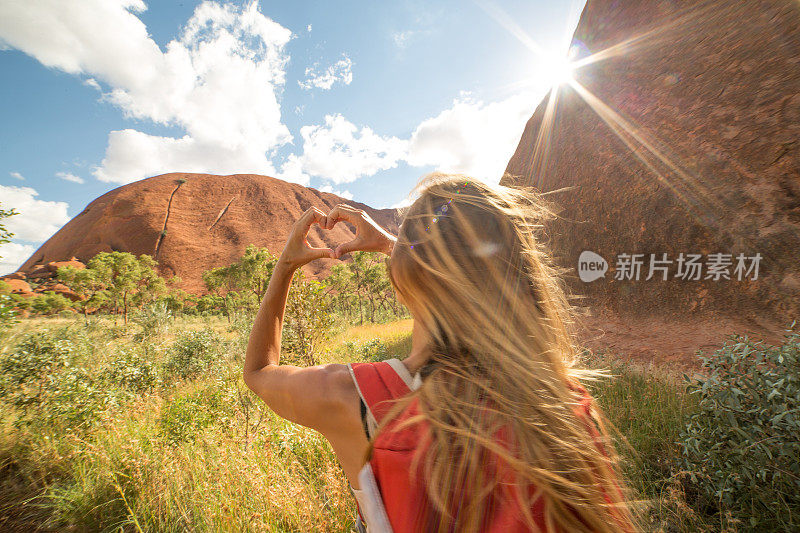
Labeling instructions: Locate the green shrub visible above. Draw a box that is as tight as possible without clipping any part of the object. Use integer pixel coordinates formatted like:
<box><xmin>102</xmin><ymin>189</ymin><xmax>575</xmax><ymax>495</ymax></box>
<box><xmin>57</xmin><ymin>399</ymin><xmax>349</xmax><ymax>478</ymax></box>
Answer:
<box><xmin>131</xmin><ymin>302</ymin><xmax>172</xmax><ymax>340</ymax></box>
<box><xmin>0</xmin><ymin>331</ymin><xmax>103</xmax><ymax>430</ymax></box>
<box><xmin>164</xmin><ymin>329</ymin><xmax>222</xmax><ymax>380</ymax></box>
<box><xmin>344</xmin><ymin>338</ymin><xmax>390</xmax><ymax>362</ymax></box>
<box><xmin>680</xmin><ymin>326</ymin><xmax>800</xmax><ymax>531</ymax></box>
<box><xmin>0</xmin><ymin>331</ymin><xmax>74</xmax><ymax>410</ymax></box>
<box><xmin>283</xmin><ymin>275</ymin><xmax>332</xmax><ymax>366</ymax></box>
<box><xmin>158</xmin><ymin>387</ymin><xmax>225</xmax><ymax>443</ymax></box>
<box><xmin>45</xmin><ymin>366</ymin><xmax>105</xmax><ymax>430</ymax></box>
<box><xmin>104</xmin><ymin>347</ymin><xmax>160</xmax><ymax>394</ymax></box>
<box><xmin>0</xmin><ymin>292</ymin><xmax>18</xmax><ymax>333</ymax></box>
<box><xmin>30</xmin><ymin>291</ymin><xmax>72</xmax><ymax>315</ymax></box>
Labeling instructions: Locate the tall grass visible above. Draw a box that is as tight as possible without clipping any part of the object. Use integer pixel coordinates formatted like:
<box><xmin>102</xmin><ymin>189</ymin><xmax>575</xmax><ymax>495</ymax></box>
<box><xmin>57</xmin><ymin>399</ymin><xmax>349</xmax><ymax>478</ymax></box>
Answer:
<box><xmin>0</xmin><ymin>315</ymin><xmax>720</xmax><ymax>532</ymax></box>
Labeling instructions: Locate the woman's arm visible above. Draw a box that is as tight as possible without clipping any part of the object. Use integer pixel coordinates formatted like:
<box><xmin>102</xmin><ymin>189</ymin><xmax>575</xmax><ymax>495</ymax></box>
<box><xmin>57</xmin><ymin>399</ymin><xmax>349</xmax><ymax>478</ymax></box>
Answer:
<box><xmin>242</xmin><ymin>205</ymin><xmax>395</xmax><ymax>434</ymax></box>
<box><xmin>243</xmin><ymin>207</ymin><xmax>351</xmax><ymax>432</ymax></box>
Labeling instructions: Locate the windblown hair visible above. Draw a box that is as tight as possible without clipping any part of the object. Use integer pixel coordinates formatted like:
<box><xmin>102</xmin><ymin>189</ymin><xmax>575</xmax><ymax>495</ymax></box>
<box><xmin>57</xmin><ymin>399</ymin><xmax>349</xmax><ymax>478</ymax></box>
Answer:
<box><xmin>384</xmin><ymin>173</ymin><xmax>636</xmax><ymax>532</ymax></box>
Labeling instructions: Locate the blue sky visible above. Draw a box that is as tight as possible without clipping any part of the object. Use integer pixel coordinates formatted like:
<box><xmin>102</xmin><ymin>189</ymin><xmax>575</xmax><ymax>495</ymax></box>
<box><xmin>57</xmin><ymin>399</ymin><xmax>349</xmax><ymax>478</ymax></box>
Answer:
<box><xmin>0</xmin><ymin>0</ymin><xmax>584</xmax><ymax>273</ymax></box>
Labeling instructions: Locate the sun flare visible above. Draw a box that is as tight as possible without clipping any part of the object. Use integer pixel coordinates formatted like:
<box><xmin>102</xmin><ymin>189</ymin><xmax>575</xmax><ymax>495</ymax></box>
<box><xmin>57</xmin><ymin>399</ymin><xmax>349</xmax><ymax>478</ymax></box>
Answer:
<box><xmin>540</xmin><ymin>54</ymin><xmax>576</xmax><ymax>87</ymax></box>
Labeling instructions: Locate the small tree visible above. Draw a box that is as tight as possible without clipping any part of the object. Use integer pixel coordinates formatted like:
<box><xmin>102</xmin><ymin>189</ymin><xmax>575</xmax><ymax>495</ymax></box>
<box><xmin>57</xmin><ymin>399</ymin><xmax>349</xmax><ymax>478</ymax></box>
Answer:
<box><xmin>283</xmin><ymin>271</ymin><xmax>333</xmax><ymax>365</ymax></box>
<box><xmin>30</xmin><ymin>291</ymin><xmax>72</xmax><ymax>316</ymax></box>
<box><xmin>203</xmin><ymin>265</ymin><xmax>240</xmax><ymax>321</ymax></box>
<box><xmin>88</xmin><ymin>252</ymin><xmax>167</xmax><ymax>324</ymax></box>
<box><xmin>57</xmin><ymin>265</ymin><xmax>107</xmax><ymax>324</ymax></box>
<box><xmin>235</xmin><ymin>245</ymin><xmax>278</xmax><ymax>301</ymax></box>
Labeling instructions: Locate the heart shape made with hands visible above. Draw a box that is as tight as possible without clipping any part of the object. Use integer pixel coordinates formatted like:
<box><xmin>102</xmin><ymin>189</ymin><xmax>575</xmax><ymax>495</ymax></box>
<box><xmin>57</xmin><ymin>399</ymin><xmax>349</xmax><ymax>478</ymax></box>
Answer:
<box><xmin>293</xmin><ymin>204</ymin><xmax>389</xmax><ymax>264</ymax></box>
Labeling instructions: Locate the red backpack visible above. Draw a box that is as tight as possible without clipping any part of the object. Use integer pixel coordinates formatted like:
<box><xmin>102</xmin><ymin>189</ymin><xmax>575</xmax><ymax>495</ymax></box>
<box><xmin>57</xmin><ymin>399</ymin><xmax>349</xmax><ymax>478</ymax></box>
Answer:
<box><xmin>348</xmin><ymin>359</ymin><xmax>557</xmax><ymax>532</ymax></box>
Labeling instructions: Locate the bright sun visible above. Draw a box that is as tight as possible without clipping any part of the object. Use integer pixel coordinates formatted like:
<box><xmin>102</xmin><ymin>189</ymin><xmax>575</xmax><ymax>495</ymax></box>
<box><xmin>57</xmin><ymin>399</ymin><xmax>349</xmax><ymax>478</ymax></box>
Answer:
<box><xmin>540</xmin><ymin>54</ymin><xmax>575</xmax><ymax>87</ymax></box>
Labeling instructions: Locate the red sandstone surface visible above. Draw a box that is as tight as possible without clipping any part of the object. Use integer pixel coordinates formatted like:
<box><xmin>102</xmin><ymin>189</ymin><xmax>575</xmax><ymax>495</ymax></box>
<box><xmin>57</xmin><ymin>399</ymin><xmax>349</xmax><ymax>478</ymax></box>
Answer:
<box><xmin>18</xmin><ymin>173</ymin><xmax>401</xmax><ymax>294</ymax></box>
<box><xmin>503</xmin><ymin>0</ymin><xmax>798</xmax><ymax>363</ymax></box>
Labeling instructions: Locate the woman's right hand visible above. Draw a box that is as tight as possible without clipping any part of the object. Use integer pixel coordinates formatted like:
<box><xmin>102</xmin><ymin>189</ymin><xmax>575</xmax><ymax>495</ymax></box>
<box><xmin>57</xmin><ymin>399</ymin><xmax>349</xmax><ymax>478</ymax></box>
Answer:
<box><xmin>325</xmin><ymin>204</ymin><xmax>397</xmax><ymax>259</ymax></box>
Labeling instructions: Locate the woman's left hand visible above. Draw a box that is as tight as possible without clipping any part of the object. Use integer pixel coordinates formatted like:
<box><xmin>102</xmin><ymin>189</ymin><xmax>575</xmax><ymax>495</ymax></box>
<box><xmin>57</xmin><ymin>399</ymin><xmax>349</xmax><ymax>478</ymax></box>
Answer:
<box><xmin>278</xmin><ymin>207</ymin><xmax>334</xmax><ymax>270</ymax></box>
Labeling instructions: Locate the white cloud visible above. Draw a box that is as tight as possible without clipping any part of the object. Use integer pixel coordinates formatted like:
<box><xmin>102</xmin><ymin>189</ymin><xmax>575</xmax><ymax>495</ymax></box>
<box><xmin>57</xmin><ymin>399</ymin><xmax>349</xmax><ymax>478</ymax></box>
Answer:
<box><xmin>406</xmin><ymin>92</ymin><xmax>537</xmax><ymax>183</ymax></box>
<box><xmin>9</xmin><ymin>171</ymin><xmax>24</xmax><ymax>181</ymax></box>
<box><xmin>299</xmin><ymin>55</ymin><xmax>353</xmax><ymax>91</ymax></box>
<box><xmin>0</xmin><ymin>0</ymin><xmax>293</xmax><ymax>185</ymax></box>
<box><xmin>318</xmin><ymin>184</ymin><xmax>353</xmax><ymax>200</ymax></box>
<box><xmin>56</xmin><ymin>171</ymin><xmax>84</xmax><ymax>184</ymax></box>
<box><xmin>283</xmin><ymin>92</ymin><xmax>537</xmax><ymax>187</ymax></box>
<box><xmin>0</xmin><ymin>185</ymin><xmax>70</xmax><ymax>242</ymax></box>
<box><xmin>0</xmin><ymin>242</ymin><xmax>36</xmax><ymax>275</ymax></box>
<box><xmin>0</xmin><ymin>1</ymin><xmax>540</xmax><ymax>194</ymax></box>
<box><xmin>94</xmin><ymin>128</ymin><xmax>302</xmax><ymax>184</ymax></box>
<box><xmin>281</xmin><ymin>114</ymin><xmax>407</xmax><ymax>184</ymax></box>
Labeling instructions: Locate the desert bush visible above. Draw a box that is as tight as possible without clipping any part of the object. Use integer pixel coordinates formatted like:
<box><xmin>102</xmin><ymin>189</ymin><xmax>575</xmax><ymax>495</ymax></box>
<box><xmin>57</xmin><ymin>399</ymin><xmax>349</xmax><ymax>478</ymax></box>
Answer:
<box><xmin>44</xmin><ymin>365</ymin><xmax>105</xmax><ymax>430</ymax></box>
<box><xmin>227</xmin><ymin>316</ymin><xmax>254</xmax><ymax>356</ymax></box>
<box><xmin>131</xmin><ymin>301</ymin><xmax>172</xmax><ymax>340</ymax></box>
<box><xmin>680</xmin><ymin>326</ymin><xmax>800</xmax><ymax>531</ymax></box>
<box><xmin>0</xmin><ymin>292</ymin><xmax>18</xmax><ymax>333</ymax></box>
<box><xmin>343</xmin><ymin>338</ymin><xmax>390</xmax><ymax>362</ymax></box>
<box><xmin>164</xmin><ymin>328</ymin><xmax>223</xmax><ymax>380</ymax></box>
<box><xmin>283</xmin><ymin>273</ymin><xmax>333</xmax><ymax>366</ymax></box>
<box><xmin>104</xmin><ymin>347</ymin><xmax>160</xmax><ymax>394</ymax></box>
<box><xmin>30</xmin><ymin>291</ymin><xmax>72</xmax><ymax>316</ymax></box>
<box><xmin>159</xmin><ymin>387</ymin><xmax>226</xmax><ymax>443</ymax></box>
<box><xmin>0</xmin><ymin>331</ymin><xmax>75</xmax><ymax>410</ymax></box>
<box><xmin>0</xmin><ymin>330</ymin><xmax>104</xmax><ymax>430</ymax></box>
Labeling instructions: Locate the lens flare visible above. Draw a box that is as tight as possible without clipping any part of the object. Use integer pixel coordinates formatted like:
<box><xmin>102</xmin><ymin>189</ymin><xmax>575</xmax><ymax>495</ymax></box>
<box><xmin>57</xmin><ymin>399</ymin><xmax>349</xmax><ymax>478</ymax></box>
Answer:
<box><xmin>541</xmin><ymin>55</ymin><xmax>575</xmax><ymax>86</ymax></box>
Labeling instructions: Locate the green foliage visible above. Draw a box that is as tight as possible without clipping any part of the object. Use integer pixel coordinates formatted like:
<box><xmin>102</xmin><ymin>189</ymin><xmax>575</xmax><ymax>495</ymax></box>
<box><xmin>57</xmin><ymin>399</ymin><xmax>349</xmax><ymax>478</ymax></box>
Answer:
<box><xmin>0</xmin><ymin>201</ymin><xmax>18</xmax><ymax>248</ymax></box>
<box><xmin>30</xmin><ymin>291</ymin><xmax>72</xmax><ymax>316</ymax></box>
<box><xmin>0</xmin><ymin>330</ymin><xmax>102</xmax><ymax>430</ymax></box>
<box><xmin>131</xmin><ymin>301</ymin><xmax>172</xmax><ymax>340</ymax></box>
<box><xmin>343</xmin><ymin>338</ymin><xmax>390</xmax><ymax>362</ymax></box>
<box><xmin>0</xmin><ymin>293</ymin><xmax>18</xmax><ymax>333</ymax></box>
<box><xmin>104</xmin><ymin>347</ymin><xmax>160</xmax><ymax>394</ymax></box>
<box><xmin>0</xmin><ymin>331</ymin><xmax>73</xmax><ymax>406</ymax></box>
<box><xmin>164</xmin><ymin>329</ymin><xmax>223</xmax><ymax>379</ymax></box>
<box><xmin>203</xmin><ymin>245</ymin><xmax>277</xmax><ymax>320</ymax></box>
<box><xmin>680</xmin><ymin>327</ymin><xmax>800</xmax><ymax>531</ymax></box>
<box><xmin>235</xmin><ymin>245</ymin><xmax>278</xmax><ymax>299</ymax></box>
<box><xmin>324</xmin><ymin>251</ymin><xmax>406</xmax><ymax>324</ymax></box>
<box><xmin>57</xmin><ymin>265</ymin><xmax>107</xmax><ymax>320</ymax></box>
<box><xmin>283</xmin><ymin>271</ymin><xmax>333</xmax><ymax>365</ymax></box>
<box><xmin>87</xmin><ymin>251</ymin><xmax>167</xmax><ymax>323</ymax></box>
<box><xmin>158</xmin><ymin>387</ymin><xmax>226</xmax><ymax>444</ymax></box>
<box><xmin>160</xmin><ymin>286</ymin><xmax>188</xmax><ymax>317</ymax></box>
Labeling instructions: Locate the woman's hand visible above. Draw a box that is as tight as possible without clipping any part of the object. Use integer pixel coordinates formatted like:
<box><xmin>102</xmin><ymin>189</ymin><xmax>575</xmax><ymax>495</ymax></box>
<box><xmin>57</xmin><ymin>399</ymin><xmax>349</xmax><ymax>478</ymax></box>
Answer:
<box><xmin>278</xmin><ymin>207</ymin><xmax>334</xmax><ymax>270</ymax></box>
<box><xmin>324</xmin><ymin>204</ymin><xmax>397</xmax><ymax>258</ymax></box>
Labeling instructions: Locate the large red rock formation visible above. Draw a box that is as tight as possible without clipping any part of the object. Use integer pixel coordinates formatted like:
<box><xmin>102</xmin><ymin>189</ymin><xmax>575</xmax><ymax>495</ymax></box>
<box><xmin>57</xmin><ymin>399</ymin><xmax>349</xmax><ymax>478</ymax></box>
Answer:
<box><xmin>20</xmin><ymin>173</ymin><xmax>401</xmax><ymax>294</ymax></box>
<box><xmin>503</xmin><ymin>0</ymin><xmax>799</xmax><ymax>324</ymax></box>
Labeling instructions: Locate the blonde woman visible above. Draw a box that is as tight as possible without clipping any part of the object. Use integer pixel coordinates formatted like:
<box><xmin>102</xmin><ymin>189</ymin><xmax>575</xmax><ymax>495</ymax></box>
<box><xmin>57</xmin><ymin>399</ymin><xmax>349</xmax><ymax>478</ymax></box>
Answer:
<box><xmin>244</xmin><ymin>174</ymin><xmax>636</xmax><ymax>532</ymax></box>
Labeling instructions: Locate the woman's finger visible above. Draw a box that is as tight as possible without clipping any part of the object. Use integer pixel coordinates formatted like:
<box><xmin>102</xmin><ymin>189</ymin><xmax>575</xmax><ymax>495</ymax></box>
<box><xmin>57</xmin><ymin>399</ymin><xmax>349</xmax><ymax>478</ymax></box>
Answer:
<box><xmin>297</xmin><ymin>207</ymin><xmax>326</xmax><ymax>235</ymax></box>
<box><xmin>308</xmin><ymin>246</ymin><xmax>335</xmax><ymax>260</ymax></box>
<box><xmin>334</xmin><ymin>237</ymin><xmax>362</xmax><ymax>259</ymax></box>
<box><xmin>325</xmin><ymin>204</ymin><xmax>361</xmax><ymax>230</ymax></box>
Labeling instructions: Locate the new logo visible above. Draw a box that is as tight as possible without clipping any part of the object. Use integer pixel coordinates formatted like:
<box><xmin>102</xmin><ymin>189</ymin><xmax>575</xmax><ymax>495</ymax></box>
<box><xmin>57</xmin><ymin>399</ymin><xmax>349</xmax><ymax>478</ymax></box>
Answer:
<box><xmin>578</xmin><ymin>250</ymin><xmax>608</xmax><ymax>282</ymax></box>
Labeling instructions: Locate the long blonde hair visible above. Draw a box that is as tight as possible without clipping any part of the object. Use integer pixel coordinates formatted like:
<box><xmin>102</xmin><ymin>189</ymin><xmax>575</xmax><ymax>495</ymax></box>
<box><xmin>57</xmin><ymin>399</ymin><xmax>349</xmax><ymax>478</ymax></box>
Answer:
<box><xmin>384</xmin><ymin>173</ymin><xmax>635</xmax><ymax>532</ymax></box>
